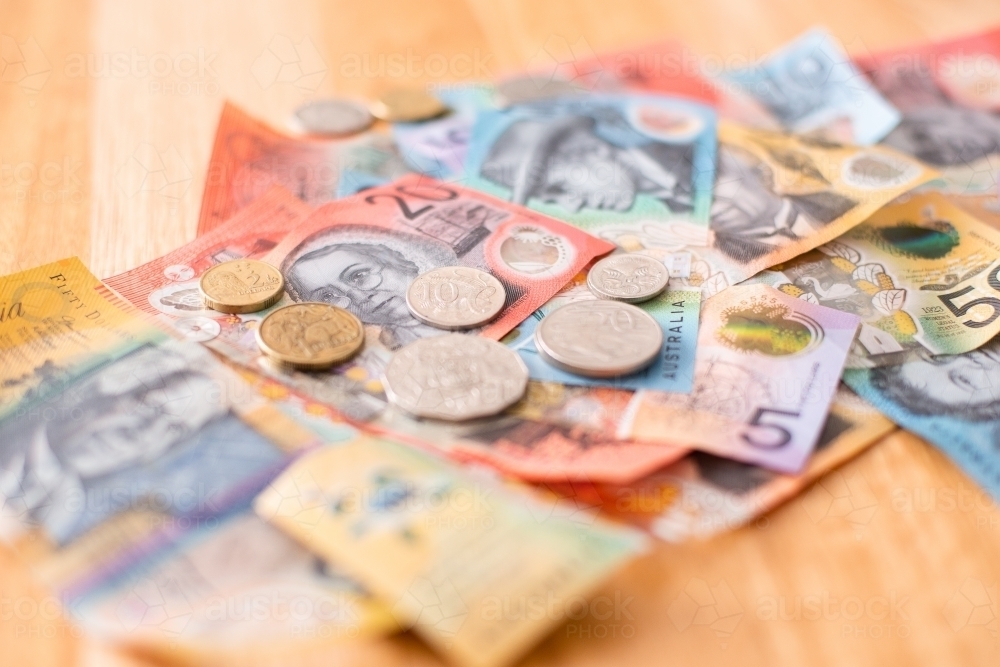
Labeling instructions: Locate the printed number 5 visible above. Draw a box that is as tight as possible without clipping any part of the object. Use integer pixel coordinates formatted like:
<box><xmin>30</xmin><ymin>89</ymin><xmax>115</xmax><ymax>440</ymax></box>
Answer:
<box><xmin>936</xmin><ymin>264</ymin><xmax>1000</xmax><ymax>329</ymax></box>
<box><xmin>741</xmin><ymin>407</ymin><xmax>801</xmax><ymax>449</ymax></box>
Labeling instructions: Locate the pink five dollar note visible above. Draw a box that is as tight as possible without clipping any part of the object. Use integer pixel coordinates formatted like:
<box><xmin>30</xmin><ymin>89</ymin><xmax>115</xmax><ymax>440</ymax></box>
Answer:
<box><xmin>619</xmin><ymin>284</ymin><xmax>860</xmax><ymax>473</ymax></box>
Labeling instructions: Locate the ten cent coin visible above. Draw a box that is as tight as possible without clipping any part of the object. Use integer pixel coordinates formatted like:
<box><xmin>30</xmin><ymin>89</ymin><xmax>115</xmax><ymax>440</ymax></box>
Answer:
<box><xmin>587</xmin><ymin>253</ymin><xmax>670</xmax><ymax>303</ymax></box>
<box><xmin>292</xmin><ymin>98</ymin><xmax>374</xmax><ymax>136</ymax></box>
<box><xmin>256</xmin><ymin>302</ymin><xmax>365</xmax><ymax>371</ymax></box>
<box><xmin>383</xmin><ymin>334</ymin><xmax>528</xmax><ymax>421</ymax></box>
<box><xmin>199</xmin><ymin>259</ymin><xmax>285</xmax><ymax>314</ymax></box>
<box><xmin>370</xmin><ymin>87</ymin><xmax>448</xmax><ymax>122</ymax></box>
<box><xmin>406</xmin><ymin>267</ymin><xmax>507</xmax><ymax>330</ymax></box>
<box><xmin>534</xmin><ymin>300</ymin><xmax>662</xmax><ymax>378</ymax></box>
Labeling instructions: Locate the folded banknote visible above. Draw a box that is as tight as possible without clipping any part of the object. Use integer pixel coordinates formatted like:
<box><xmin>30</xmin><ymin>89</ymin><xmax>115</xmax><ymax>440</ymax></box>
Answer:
<box><xmin>255</xmin><ymin>434</ymin><xmax>647</xmax><ymax>667</ymax></box>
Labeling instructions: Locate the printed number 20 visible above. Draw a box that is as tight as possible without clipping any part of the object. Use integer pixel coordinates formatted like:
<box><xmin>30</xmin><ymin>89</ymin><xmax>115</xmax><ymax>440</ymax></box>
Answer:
<box><xmin>937</xmin><ymin>264</ymin><xmax>1000</xmax><ymax>329</ymax></box>
<box><xmin>741</xmin><ymin>407</ymin><xmax>801</xmax><ymax>449</ymax></box>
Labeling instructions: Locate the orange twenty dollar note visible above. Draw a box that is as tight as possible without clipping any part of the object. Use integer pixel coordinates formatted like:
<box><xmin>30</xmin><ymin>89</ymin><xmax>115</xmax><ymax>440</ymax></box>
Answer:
<box><xmin>264</xmin><ymin>174</ymin><xmax>616</xmax><ymax>349</ymax></box>
<box><xmin>106</xmin><ymin>186</ymin><xmax>312</xmax><ymax>345</ymax></box>
<box><xmin>197</xmin><ymin>102</ymin><xmax>408</xmax><ymax>235</ymax></box>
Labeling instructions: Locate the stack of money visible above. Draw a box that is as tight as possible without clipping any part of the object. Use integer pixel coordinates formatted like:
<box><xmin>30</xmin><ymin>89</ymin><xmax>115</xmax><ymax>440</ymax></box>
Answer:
<box><xmin>4</xmin><ymin>25</ymin><xmax>1000</xmax><ymax>667</ymax></box>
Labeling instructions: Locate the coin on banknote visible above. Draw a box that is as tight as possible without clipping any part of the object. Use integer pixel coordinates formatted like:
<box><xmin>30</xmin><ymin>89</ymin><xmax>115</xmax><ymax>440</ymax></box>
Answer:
<box><xmin>292</xmin><ymin>98</ymin><xmax>374</xmax><ymax>136</ymax></box>
<box><xmin>199</xmin><ymin>259</ymin><xmax>285</xmax><ymax>314</ymax></box>
<box><xmin>494</xmin><ymin>75</ymin><xmax>580</xmax><ymax>107</ymax></box>
<box><xmin>256</xmin><ymin>302</ymin><xmax>365</xmax><ymax>371</ymax></box>
<box><xmin>406</xmin><ymin>267</ymin><xmax>507</xmax><ymax>330</ymax></box>
<box><xmin>534</xmin><ymin>300</ymin><xmax>662</xmax><ymax>377</ymax></box>
<box><xmin>587</xmin><ymin>253</ymin><xmax>670</xmax><ymax>303</ymax></box>
<box><xmin>383</xmin><ymin>334</ymin><xmax>528</xmax><ymax>420</ymax></box>
<box><xmin>370</xmin><ymin>87</ymin><xmax>448</xmax><ymax>122</ymax></box>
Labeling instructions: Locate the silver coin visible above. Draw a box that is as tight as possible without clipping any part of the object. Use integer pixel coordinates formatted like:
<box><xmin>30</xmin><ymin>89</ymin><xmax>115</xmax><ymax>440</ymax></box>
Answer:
<box><xmin>493</xmin><ymin>75</ymin><xmax>581</xmax><ymax>107</ymax></box>
<box><xmin>587</xmin><ymin>253</ymin><xmax>670</xmax><ymax>303</ymax></box>
<box><xmin>383</xmin><ymin>334</ymin><xmax>528</xmax><ymax>421</ymax></box>
<box><xmin>406</xmin><ymin>267</ymin><xmax>506</xmax><ymax>330</ymax></box>
<box><xmin>292</xmin><ymin>98</ymin><xmax>374</xmax><ymax>136</ymax></box>
<box><xmin>534</xmin><ymin>300</ymin><xmax>662</xmax><ymax>378</ymax></box>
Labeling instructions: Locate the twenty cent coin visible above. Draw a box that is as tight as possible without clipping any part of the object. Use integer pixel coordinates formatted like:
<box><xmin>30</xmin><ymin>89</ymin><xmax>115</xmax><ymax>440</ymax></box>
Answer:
<box><xmin>370</xmin><ymin>87</ymin><xmax>448</xmax><ymax>122</ymax></box>
<box><xmin>587</xmin><ymin>253</ymin><xmax>670</xmax><ymax>303</ymax></box>
<box><xmin>493</xmin><ymin>75</ymin><xmax>580</xmax><ymax>107</ymax></box>
<box><xmin>256</xmin><ymin>302</ymin><xmax>365</xmax><ymax>371</ymax></box>
<box><xmin>534</xmin><ymin>300</ymin><xmax>662</xmax><ymax>378</ymax></box>
<box><xmin>406</xmin><ymin>267</ymin><xmax>507</xmax><ymax>330</ymax></box>
<box><xmin>292</xmin><ymin>98</ymin><xmax>374</xmax><ymax>136</ymax></box>
<box><xmin>383</xmin><ymin>334</ymin><xmax>528</xmax><ymax>421</ymax></box>
<box><xmin>199</xmin><ymin>259</ymin><xmax>285</xmax><ymax>314</ymax></box>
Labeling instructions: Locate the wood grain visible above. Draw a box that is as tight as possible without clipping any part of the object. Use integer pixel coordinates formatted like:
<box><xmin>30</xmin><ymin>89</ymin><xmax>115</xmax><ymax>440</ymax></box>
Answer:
<box><xmin>3</xmin><ymin>1</ymin><xmax>1000</xmax><ymax>665</ymax></box>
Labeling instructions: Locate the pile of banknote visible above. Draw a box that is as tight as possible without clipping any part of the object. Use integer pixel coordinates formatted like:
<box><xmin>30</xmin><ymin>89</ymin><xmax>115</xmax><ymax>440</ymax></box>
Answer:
<box><xmin>3</xmin><ymin>26</ymin><xmax>1000</xmax><ymax>667</ymax></box>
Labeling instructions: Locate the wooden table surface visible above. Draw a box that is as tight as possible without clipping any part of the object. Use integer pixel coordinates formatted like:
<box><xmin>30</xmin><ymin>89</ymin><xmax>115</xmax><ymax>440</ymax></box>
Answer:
<box><xmin>4</xmin><ymin>1</ymin><xmax>1000</xmax><ymax>665</ymax></box>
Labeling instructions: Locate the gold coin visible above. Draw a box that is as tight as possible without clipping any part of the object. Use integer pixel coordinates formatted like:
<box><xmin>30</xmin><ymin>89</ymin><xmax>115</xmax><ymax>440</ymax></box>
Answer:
<box><xmin>370</xmin><ymin>87</ymin><xmax>448</xmax><ymax>122</ymax></box>
<box><xmin>199</xmin><ymin>260</ymin><xmax>285</xmax><ymax>314</ymax></box>
<box><xmin>255</xmin><ymin>302</ymin><xmax>365</xmax><ymax>371</ymax></box>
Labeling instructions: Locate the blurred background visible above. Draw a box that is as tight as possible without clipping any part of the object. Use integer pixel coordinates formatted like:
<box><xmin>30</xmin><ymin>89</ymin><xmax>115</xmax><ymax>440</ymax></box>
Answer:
<box><xmin>3</xmin><ymin>1</ymin><xmax>1000</xmax><ymax>665</ymax></box>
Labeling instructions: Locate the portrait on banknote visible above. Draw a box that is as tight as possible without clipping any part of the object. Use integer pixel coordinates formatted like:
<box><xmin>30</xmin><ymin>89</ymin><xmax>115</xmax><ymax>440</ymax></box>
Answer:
<box><xmin>282</xmin><ymin>224</ymin><xmax>456</xmax><ymax>349</ymax></box>
<box><xmin>466</xmin><ymin>94</ymin><xmax>718</xmax><ymax>228</ymax></box>
<box><xmin>871</xmin><ymin>63</ymin><xmax>1000</xmax><ymax>169</ymax></box>
<box><xmin>479</xmin><ymin>107</ymin><xmax>696</xmax><ymax>214</ymax></box>
<box><xmin>0</xmin><ymin>343</ymin><xmax>286</xmax><ymax>544</ymax></box>
<box><xmin>709</xmin><ymin>144</ymin><xmax>858</xmax><ymax>263</ymax></box>
<box><xmin>867</xmin><ymin>340</ymin><xmax>1000</xmax><ymax>421</ymax></box>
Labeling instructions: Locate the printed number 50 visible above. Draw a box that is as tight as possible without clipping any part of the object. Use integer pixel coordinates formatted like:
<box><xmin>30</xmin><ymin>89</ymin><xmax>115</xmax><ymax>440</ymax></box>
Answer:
<box><xmin>937</xmin><ymin>263</ymin><xmax>1000</xmax><ymax>329</ymax></box>
<box><xmin>741</xmin><ymin>407</ymin><xmax>801</xmax><ymax>449</ymax></box>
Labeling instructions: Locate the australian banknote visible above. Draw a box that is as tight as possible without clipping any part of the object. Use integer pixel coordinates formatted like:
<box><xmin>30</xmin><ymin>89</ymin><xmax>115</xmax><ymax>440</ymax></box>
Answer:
<box><xmin>723</xmin><ymin>28</ymin><xmax>901</xmax><ymax>144</ymax></box>
<box><xmin>844</xmin><ymin>336</ymin><xmax>1000</xmax><ymax>500</ymax></box>
<box><xmin>618</xmin><ymin>284</ymin><xmax>860</xmax><ymax>472</ymax></box>
<box><xmin>255</xmin><ymin>434</ymin><xmax>646</xmax><ymax>667</ymax></box>
<box><xmin>0</xmin><ymin>337</ymin><xmax>314</xmax><ymax>548</ymax></box>
<box><xmin>503</xmin><ymin>270</ymin><xmax>701</xmax><ymax>392</ymax></box>
<box><xmin>0</xmin><ymin>257</ymin><xmax>162</xmax><ymax>421</ymax></box>
<box><xmin>856</xmin><ymin>27</ymin><xmax>1000</xmax><ymax>194</ymax></box>
<box><xmin>764</xmin><ymin>192</ymin><xmax>1000</xmax><ymax>366</ymax></box>
<box><xmin>107</xmin><ymin>178</ymin><xmax>675</xmax><ymax>483</ymax></box>
<box><xmin>255</xmin><ymin>173</ymin><xmax>612</xmax><ymax>387</ymax></box>
<box><xmin>106</xmin><ymin>185</ymin><xmax>312</xmax><ymax>345</ymax></box>
<box><xmin>197</xmin><ymin>102</ymin><xmax>410</xmax><ymax>235</ymax></box>
<box><xmin>596</xmin><ymin>122</ymin><xmax>937</xmax><ymax>298</ymax></box>
<box><xmin>393</xmin><ymin>84</ymin><xmax>494</xmax><ymax>180</ymax></box>
<box><xmin>464</xmin><ymin>93</ymin><xmax>718</xmax><ymax>232</ymax></box>
<box><xmin>68</xmin><ymin>507</ymin><xmax>395</xmax><ymax>664</ymax></box>
<box><xmin>547</xmin><ymin>39</ymin><xmax>719</xmax><ymax>104</ymax></box>
<box><xmin>546</xmin><ymin>385</ymin><xmax>893</xmax><ymax>541</ymax></box>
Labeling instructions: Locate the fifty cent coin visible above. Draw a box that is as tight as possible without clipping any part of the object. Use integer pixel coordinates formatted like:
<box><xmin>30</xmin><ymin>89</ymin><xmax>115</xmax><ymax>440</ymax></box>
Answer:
<box><xmin>256</xmin><ymin>302</ymin><xmax>364</xmax><ymax>371</ymax></box>
<box><xmin>383</xmin><ymin>334</ymin><xmax>528</xmax><ymax>421</ymax></box>
<box><xmin>292</xmin><ymin>98</ymin><xmax>374</xmax><ymax>136</ymax></box>
<box><xmin>370</xmin><ymin>87</ymin><xmax>448</xmax><ymax>122</ymax></box>
<box><xmin>406</xmin><ymin>267</ymin><xmax>507</xmax><ymax>330</ymax></box>
<box><xmin>534</xmin><ymin>300</ymin><xmax>662</xmax><ymax>378</ymax></box>
<box><xmin>587</xmin><ymin>253</ymin><xmax>669</xmax><ymax>303</ymax></box>
<box><xmin>199</xmin><ymin>259</ymin><xmax>285</xmax><ymax>314</ymax></box>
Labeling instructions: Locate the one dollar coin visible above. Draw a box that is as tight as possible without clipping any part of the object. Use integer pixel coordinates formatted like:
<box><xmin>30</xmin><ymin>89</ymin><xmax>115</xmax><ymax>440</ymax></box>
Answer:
<box><xmin>256</xmin><ymin>302</ymin><xmax>365</xmax><ymax>371</ymax></box>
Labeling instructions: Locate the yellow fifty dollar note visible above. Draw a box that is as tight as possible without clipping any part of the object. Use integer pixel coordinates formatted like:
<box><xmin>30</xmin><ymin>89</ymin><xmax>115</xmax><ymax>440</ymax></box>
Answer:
<box><xmin>771</xmin><ymin>192</ymin><xmax>1000</xmax><ymax>365</ymax></box>
<box><xmin>0</xmin><ymin>257</ymin><xmax>159</xmax><ymax>419</ymax></box>
<box><xmin>255</xmin><ymin>436</ymin><xmax>646</xmax><ymax>667</ymax></box>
